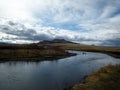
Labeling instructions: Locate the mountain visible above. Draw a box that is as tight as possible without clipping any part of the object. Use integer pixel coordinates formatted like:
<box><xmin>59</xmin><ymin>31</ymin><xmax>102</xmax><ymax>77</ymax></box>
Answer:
<box><xmin>39</xmin><ymin>39</ymin><xmax>75</xmax><ymax>44</ymax></box>
<box><xmin>0</xmin><ymin>42</ymin><xmax>8</xmax><ymax>44</ymax></box>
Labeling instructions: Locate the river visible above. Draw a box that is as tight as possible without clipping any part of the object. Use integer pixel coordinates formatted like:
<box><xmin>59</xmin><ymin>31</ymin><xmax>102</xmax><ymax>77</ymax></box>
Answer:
<box><xmin>0</xmin><ymin>51</ymin><xmax>120</xmax><ymax>90</ymax></box>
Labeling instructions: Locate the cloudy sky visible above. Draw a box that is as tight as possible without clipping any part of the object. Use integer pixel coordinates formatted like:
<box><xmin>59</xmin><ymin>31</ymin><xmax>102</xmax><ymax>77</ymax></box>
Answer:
<box><xmin>0</xmin><ymin>0</ymin><xmax>120</xmax><ymax>45</ymax></box>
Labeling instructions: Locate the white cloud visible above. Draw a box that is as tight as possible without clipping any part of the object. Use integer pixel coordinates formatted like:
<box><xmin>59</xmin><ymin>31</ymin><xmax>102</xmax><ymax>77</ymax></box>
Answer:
<box><xmin>0</xmin><ymin>0</ymin><xmax>120</xmax><ymax>45</ymax></box>
<box><xmin>0</xmin><ymin>17</ymin><xmax>120</xmax><ymax>45</ymax></box>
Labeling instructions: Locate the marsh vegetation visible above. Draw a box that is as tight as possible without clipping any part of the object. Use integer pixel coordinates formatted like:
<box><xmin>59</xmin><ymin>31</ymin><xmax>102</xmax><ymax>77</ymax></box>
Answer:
<box><xmin>72</xmin><ymin>64</ymin><xmax>120</xmax><ymax>90</ymax></box>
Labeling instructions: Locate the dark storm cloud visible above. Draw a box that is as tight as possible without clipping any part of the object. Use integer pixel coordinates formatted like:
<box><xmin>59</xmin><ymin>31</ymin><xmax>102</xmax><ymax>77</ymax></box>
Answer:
<box><xmin>102</xmin><ymin>38</ymin><xmax>120</xmax><ymax>46</ymax></box>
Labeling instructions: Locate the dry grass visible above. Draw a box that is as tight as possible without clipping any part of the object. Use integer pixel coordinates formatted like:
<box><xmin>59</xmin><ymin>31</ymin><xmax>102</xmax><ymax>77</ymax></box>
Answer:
<box><xmin>59</xmin><ymin>43</ymin><xmax>120</xmax><ymax>52</ymax></box>
<box><xmin>0</xmin><ymin>43</ymin><xmax>119</xmax><ymax>59</ymax></box>
<box><xmin>0</xmin><ymin>44</ymin><xmax>75</xmax><ymax>60</ymax></box>
<box><xmin>72</xmin><ymin>64</ymin><xmax>120</xmax><ymax>90</ymax></box>
<box><xmin>57</xmin><ymin>43</ymin><xmax>120</xmax><ymax>58</ymax></box>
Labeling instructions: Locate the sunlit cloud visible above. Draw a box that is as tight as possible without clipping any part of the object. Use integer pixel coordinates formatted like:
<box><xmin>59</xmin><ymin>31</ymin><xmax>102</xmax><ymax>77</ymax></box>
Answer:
<box><xmin>0</xmin><ymin>0</ymin><xmax>120</xmax><ymax>46</ymax></box>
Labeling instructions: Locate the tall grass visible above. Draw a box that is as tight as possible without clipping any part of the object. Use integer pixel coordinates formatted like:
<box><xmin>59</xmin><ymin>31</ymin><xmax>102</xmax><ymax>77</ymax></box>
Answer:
<box><xmin>72</xmin><ymin>64</ymin><xmax>120</xmax><ymax>90</ymax></box>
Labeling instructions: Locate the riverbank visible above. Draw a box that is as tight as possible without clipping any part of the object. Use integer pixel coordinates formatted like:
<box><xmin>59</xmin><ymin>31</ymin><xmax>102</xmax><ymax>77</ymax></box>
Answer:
<box><xmin>58</xmin><ymin>43</ymin><xmax>120</xmax><ymax>58</ymax></box>
<box><xmin>56</xmin><ymin>42</ymin><xmax>120</xmax><ymax>90</ymax></box>
<box><xmin>71</xmin><ymin>64</ymin><xmax>120</xmax><ymax>90</ymax></box>
<box><xmin>0</xmin><ymin>44</ymin><xmax>75</xmax><ymax>60</ymax></box>
<box><xmin>0</xmin><ymin>39</ymin><xmax>120</xmax><ymax>59</ymax></box>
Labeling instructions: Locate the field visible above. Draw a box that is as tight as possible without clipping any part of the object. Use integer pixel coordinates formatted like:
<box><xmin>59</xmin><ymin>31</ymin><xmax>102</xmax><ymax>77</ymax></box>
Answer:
<box><xmin>0</xmin><ymin>41</ymin><xmax>120</xmax><ymax>59</ymax></box>
<box><xmin>0</xmin><ymin>43</ymin><xmax>75</xmax><ymax>60</ymax></box>
<box><xmin>57</xmin><ymin>43</ymin><xmax>120</xmax><ymax>58</ymax></box>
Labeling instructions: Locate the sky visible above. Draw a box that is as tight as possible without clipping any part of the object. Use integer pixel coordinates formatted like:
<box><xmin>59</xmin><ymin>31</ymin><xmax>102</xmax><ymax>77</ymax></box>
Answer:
<box><xmin>0</xmin><ymin>0</ymin><xmax>120</xmax><ymax>46</ymax></box>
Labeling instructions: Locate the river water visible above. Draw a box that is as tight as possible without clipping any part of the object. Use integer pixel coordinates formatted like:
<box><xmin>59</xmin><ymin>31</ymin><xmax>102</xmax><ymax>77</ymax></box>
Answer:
<box><xmin>0</xmin><ymin>51</ymin><xmax>120</xmax><ymax>90</ymax></box>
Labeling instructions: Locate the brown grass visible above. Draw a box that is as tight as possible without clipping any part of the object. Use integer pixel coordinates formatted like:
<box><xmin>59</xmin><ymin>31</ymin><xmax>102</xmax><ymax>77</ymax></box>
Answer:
<box><xmin>0</xmin><ymin>43</ymin><xmax>119</xmax><ymax>59</ymax></box>
<box><xmin>57</xmin><ymin>43</ymin><xmax>120</xmax><ymax>58</ymax></box>
<box><xmin>0</xmin><ymin>44</ymin><xmax>75</xmax><ymax>60</ymax></box>
<box><xmin>72</xmin><ymin>64</ymin><xmax>120</xmax><ymax>90</ymax></box>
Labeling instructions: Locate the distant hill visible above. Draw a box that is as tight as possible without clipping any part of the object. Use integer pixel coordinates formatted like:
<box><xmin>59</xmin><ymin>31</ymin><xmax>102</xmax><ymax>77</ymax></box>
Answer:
<box><xmin>38</xmin><ymin>39</ymin><xmax>75</xmax><ymax>44</ymax></box>
<box><xmin>0</xmin><ymin>42</ymin><xmax>8</xmax><ymax>44</ymax></box>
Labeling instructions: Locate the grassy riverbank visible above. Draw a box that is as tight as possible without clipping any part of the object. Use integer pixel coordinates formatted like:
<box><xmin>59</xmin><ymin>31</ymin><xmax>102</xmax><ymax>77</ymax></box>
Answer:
<box><xmin>72</xmin><ymin>64</ymin><xmax>120</xmax><ymax>90</ymax></box>
<box><xmin>54</xmin><ymin>41</ymin><xmax>120</xmax><ymax>90</ymax></box>
<box><xmin>0</xmin><ymin>44</ymin><xmax>75</xmax><ymax>60</ymax></box>
<box><xmin>0</xmin><ymin>39</ymin><xmax>120</xmax><ymax>59</ymax></box>
<box><xmin>0</xmin><ymin>39</ymin><xmax>120</xmax><ymax>89</ymax></box>
<box><xmin>58</xmin><ymin>43</ymin><xmax>120</xmax><ymax>58</ymax></box>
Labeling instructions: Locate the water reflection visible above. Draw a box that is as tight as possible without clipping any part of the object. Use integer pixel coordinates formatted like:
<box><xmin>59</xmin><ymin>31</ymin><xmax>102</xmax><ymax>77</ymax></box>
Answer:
<box><xmin>0</xmin><ymin>51</ymin><xmax>120</xmax><ymax>90</ymax></box>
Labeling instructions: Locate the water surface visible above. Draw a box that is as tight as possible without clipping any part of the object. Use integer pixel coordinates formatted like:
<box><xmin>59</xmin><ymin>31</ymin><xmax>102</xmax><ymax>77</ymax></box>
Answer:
<box><xmin>0</xmin><ymin>51</ymin><xmax>120</xmax><ymax>90</ymax></box>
